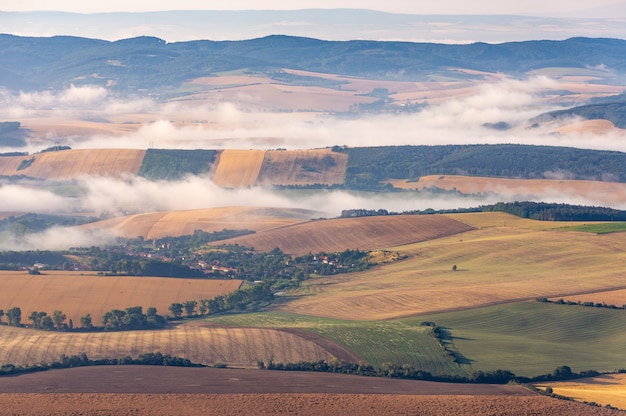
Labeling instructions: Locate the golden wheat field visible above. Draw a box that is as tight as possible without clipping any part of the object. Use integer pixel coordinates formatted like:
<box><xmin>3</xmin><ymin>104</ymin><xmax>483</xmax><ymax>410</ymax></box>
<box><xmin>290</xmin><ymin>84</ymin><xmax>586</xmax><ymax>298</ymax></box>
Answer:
<box><xmin>0</xmin><ymin>321</ymin><xmax>340</xmax><ymax>368</ymax></box>
<box><xmin>257</xmin><ymin>148</ymin><xmax>348</xmax><ymax>186</ymax></box>
<box><xmin>77</xmin><ymin>206</ymin><xmax>318</xmax><ymax>239</ymax></box>
<box><xmin>0</xmin><ymin>271</ymin><xmax>242</xmax><ymax>323</ymax></box>
<box><xmin>0</xmin><ymin>149</ymin><xmax>146</xmax><ymax>179</ymax></box>
<box><xmin>210</xmin><ymin>149</ymin><xmax>266</xmax><ymax>187</ymax></box>
<box><xmin>217</xmin><ymin>214</ymin><xmax>475</xmax><ymax>256</ymax></box>
<box><xmin>276</xmin><ymin>212</ymin><xmax>626</xmax><ymax>320</ymax></box>
<box><xmin>537</xmin><ymin>373</ymin><xmax>626</xmax><ymax>410</ymax></box>
<box><xmin>387</xmin><ymin>175</ymin><xmax>626</xmax><ymax>206</ymax></box>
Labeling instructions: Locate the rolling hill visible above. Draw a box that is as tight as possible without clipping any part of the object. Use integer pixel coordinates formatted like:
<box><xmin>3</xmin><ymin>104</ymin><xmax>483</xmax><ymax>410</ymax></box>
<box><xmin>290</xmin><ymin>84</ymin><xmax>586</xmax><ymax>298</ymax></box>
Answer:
<box><xmin>1</xmin><ymin>35</ymin><xmax>625</xmax><ymax>92</ymax></box>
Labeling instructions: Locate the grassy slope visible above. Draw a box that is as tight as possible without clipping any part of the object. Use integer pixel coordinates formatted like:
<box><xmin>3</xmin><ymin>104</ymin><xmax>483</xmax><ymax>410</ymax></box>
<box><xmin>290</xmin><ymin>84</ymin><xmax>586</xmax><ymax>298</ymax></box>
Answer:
<box><xmin>205</xmin><ymin>311</ymin><xmax>465</xmax><ymax>376</ymax></box>
<box><xmin>410</xmin><ymin>301</ymin><xmax>626</xmax><ymax>377</ymax></box>
<box><xmin>276</xmin><ymin>212</ymin><xmax>626</xmax><ymax>320</ymax></box>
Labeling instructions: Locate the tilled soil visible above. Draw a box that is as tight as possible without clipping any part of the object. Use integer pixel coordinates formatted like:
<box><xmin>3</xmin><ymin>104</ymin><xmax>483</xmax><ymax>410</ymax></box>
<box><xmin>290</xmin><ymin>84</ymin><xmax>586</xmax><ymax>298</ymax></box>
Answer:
<box><xmin>0</xmin><ymin>366</ymin><xmax>621</xmax><ymax>415</ymax></box>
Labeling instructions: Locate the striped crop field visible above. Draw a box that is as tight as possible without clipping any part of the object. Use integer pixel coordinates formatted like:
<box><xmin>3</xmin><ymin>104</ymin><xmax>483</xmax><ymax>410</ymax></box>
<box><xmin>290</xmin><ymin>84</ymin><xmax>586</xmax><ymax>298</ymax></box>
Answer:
<box><xmin>211</xmin><ymin>149</ymin><xmax>266</xmax><ymax>187</ymax></box>
<box><xmin>76</xmin><ymin>206</ymin><xmax>318</xmax><ymax>239</ymax></box>
<box><xmin>216</xmin><ymin>214</ymin><xmax>474</xmax><ymax>256</ymax></box>
<box><xmin>0</xmin><ymin>271</ymin><xmax>242</xmax><ymax>323</ymax></box>
<box><xmin>537</xmin><ymin>373</ymin><xmax>626</xmax><ymax>410</ymax></box>
<box><xmin>411</xmin><ymin>301</ymin><xmax>626</xmax><ymax>376</ymax></box>
<box><xmin>257</xmin><ymin>148</ymin><xmax>348</xmax><ymax>186</ymax></box>
<box><xmin>205</xmin><ymin>312</ymin><xmax>465</xmax><ymax>375</ymax></box>
<box><xmin>275</xmin><ymin>212</ymin><xmax>626</xmax><ymax>320</ymax></box>
<box><xmin>0</xmin><ymin>149</ymin><xmax>146</xmax><ymax>180</ymax></box>
<box><xmin>0</xmin><ymin>321</ymin><xmax>337</xmax><ymax>368</ymax></box>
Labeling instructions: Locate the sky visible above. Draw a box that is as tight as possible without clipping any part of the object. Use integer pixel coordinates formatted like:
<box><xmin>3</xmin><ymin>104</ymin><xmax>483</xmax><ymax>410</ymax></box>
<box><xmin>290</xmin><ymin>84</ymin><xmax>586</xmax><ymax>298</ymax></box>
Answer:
<box><xmin>1</xmin><ymin>0</ymin><xmax>625</xmax><ymax>18</ymax></box>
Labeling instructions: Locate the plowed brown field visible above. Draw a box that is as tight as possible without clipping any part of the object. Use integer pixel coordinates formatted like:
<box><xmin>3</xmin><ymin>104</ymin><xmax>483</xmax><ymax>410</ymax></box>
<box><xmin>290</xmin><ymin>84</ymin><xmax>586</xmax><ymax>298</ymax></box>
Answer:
<box><xmin>211</xmin><ymin>149</ymin><xmax>266</xmax><ymax>187</ymax></box>
<box><xmin>387</xmin><ymin>175</ymin><xmax>626</xmax><ymax>206</ymax></box>
<box><xmin>257</xmin><ymin>148</ymin><xmax>348</xmax><ymax>185</ymax></box>
<box><xmin>77</xmin><ymin>206</ymin><xmax>317</xmax><ymax>239</ymax></box>
<box><xmin>0</xmin><ymin>149</ymin><xmax>145</xmax><ymax>179</ymax></box>
<box><xmin>216</xmin><ymin>214</ymin><xmax>475</xmax><ymax>255</ymax></box>
<box><xmin>0</xmin><ymin>367</ymin><xmax>620</xmax><ymax>415</ymax></box>
<box><xmin>0</xmin><ymin>270</ymin><xmax>242</xmax><ymax>323</ymax></box>
<box><xmin>0</xmin><ymin>321</ymin><xmax>346</xmax><ymax>368</ymax></box>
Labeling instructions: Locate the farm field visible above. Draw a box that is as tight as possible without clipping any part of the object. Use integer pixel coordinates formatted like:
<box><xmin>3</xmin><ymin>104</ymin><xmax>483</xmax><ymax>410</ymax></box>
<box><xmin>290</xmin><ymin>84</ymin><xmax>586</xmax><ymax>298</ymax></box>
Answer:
<box><xmin>1</xmin><ymin>366</ymin><xmax>617</xmax><ymax>416</ymax></box>
<box><xmin>210</xmin><ymin>149</ymin><xmax>266</xmax><ymax>187</ymax></box>
<box><xmin>275</xmin><ymin>212</ymin><xmax>626</xmax><ymax>320</ymax></box>
<box><xmin>77</xmin><ymin>206</ymin><xmax>318</xmax><ymax>239</ymax></box>
<box><xmin>0</xmin><ymin>270</ymin><xmax>242</xmax><ymax>323</ymax></box>
<box><xmin>0</xmin><ymin>149</ymin><xmax>146</xmax><ymax>179</ymax></box>
<box><xmin>536</xmin><ymin>373</ymin><xmax>626</xmax><ymax>410</ymax></box>
<box><xmin>549</xmin><ymin>288</ymin><xmax>626</xmax><ymax>308</ymax></box>
<box><xmin>206</xmin><ymin>311</ymin><xmax>463</xmax><ymax>375</ymax></box>
<box><xmin>216</xmin><ymin>213</ymin><xmax>474</xmax><ymax>255</ymax></box>
<box><xmin>0</xmin><ymin>320</ymin><xmax>344</xmax><ymax>368</ymax></box>
<box><xmin>257</xmin><ymin>148</ymin><xmax>348</xmax><ymax>185</ymax></box>
<box><xmin>412</xmin><ymin>302</ymin><xmax>626</xmax><ymax>376</ymax></box>
<box><xmin>387</xmin><ymin>175</ymin><xmax>626</xmax><ymax>206</ymax></box>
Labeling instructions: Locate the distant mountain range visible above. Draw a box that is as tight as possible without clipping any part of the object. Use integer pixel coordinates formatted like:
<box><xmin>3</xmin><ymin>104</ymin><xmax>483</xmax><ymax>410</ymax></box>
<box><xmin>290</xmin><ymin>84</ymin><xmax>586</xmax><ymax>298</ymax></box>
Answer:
<box><xmin>2</xmin><ymin>10</ymin><xmax>625</xmax><ymax>44</ymax></box>
<box><xmin>1</xmin><ymin>35</ymin><xmax>626</xmax><ymax>94</ymax></box>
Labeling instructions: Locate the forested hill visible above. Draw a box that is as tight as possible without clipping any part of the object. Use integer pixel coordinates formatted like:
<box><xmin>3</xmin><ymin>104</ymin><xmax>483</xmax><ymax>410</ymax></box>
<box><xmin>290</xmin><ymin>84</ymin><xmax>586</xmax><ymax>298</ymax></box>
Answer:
<box><xmin>340</xmin><ymin>144</ymin><xmax>626</xmax><ymax>187</ymax></box>
<box><xmin>0</xmin><ymin>35</ymin><xmax>625</xmax><ymax>92</ymax></box>
<box><xmin>3</xmin><ymin>144</ymin><xmax>626</xmax><ymax>187</ymax></box>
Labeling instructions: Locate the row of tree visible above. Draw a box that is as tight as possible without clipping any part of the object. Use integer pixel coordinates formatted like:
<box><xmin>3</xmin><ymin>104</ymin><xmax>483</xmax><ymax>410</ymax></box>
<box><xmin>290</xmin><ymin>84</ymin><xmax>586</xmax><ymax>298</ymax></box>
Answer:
<box><xmin>260</xmin><ymin>358</ymin><xmax>600</xmax><ymax>385</ymax></box>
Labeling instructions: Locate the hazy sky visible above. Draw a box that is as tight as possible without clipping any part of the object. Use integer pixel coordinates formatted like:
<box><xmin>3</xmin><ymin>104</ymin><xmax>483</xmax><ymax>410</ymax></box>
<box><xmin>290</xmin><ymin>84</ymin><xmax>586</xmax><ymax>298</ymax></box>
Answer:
<box><xmin>2</xmin><ymin>0</ymin><xmax>625</xmax><ymax>18</ymax></box>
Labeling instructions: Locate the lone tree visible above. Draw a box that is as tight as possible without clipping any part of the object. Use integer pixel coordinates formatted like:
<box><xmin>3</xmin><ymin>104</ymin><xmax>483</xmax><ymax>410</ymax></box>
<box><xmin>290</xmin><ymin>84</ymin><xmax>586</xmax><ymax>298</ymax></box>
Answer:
<box><xmin>452</xmin><ymin>265</ymin><xmax>457</xmax><ymax>271</ymax></box>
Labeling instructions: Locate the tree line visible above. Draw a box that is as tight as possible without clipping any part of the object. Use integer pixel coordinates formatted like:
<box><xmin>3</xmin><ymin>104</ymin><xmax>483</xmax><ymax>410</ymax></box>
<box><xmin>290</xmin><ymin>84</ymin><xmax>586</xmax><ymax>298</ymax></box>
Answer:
<box><xmin>259</xmin><ymin>358</ymin><xmax>602</xmax><ymax>385</ymax></box>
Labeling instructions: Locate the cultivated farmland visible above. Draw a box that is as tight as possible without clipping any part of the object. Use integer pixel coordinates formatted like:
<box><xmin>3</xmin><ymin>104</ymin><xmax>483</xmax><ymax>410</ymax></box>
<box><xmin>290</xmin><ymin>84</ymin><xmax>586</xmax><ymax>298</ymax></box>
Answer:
<box><xmin>0</xmin><ymin>321</ymin><xmax>342</xmax><ymax>368</ymax></box>
<box><xmin>276</xmin><ymin>212</ymin><xmax>626</xmax><ymax>320</ymax></box>
<box><xmin>537</xmin><ymin>373</ymin><xmax>626</xmax><ymax>410</ymax></box>
<box><xmin>210</xmin><ymin>149</ymin><xmax>266</xmax><ymax>187</ymax></box>
<box><xmin>77</xmin><ymin>206</ymin><xmax>318</xmax><ymax>239</ymax></box>
<box><xmin>0</xmin><ymin>271</ymin><xmax>242</xmax><ymax>323</ymax></box>
<box><xmin>387</xmin><ymin>175</ymin><xmax>626</xmax><ymax>206</ymax></box>
<box><xmin>257</xmin><ymin>148</ymin><xmax>348</xmax><ymax>186</ymax></box>
<box><xmin>0</xmin><ymin>149</ymin><xmax>146</xmax><ymax>180</ymax></box>
<box><xmin>216</xmin><ymin>214</ymin><xmax>474</xmax><ymax>255</ymax></box>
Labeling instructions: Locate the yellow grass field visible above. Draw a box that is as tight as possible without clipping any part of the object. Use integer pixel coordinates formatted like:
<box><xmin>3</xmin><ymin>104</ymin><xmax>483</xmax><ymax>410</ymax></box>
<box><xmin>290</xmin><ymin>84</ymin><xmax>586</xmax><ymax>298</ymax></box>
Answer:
<box><xmin>387</xmin><ymin>175</ymin><xmax>626</xmax><ymax>206</ymax></box>
<box><xmin>0</xmin><ymin>321</ymin><xmax>336</xmax><ymax>367</ymax></box>
<box><xmin>0</xmin><ymin>271</ymin><xmax>242</xmax><ymax>323</ymax></box>
<box><xmin>276</xmin><ymin>212</ymin><xmax>626</xmax><ymax>320</ymax></box>
<box><xmin>216</xmin><ymin>214</ymin><xmax>475</xmax><ymax>255</ymax></box>
<box><xmin>0</xmin><ymin>149</ymin><xmax>146</xmax><ymax>180</ymax></box>
<box><xmin>537</xmin><ymin>373</ymin><xmax>626</xmax><ymax>410</ymax></box>
<box><xmin>77</xmin><ymin>206</ymin><xmax>317</xmax><ymax>239</ymax></box>
<box><xmin>211</xmin><ymin>149</ymin><xmax>266</xmax><ymax>187</ymax></box>
<box><xmin>257</xmin><ymin>148</ymin><xmax>348</xmax><ymax>186</ymax></box>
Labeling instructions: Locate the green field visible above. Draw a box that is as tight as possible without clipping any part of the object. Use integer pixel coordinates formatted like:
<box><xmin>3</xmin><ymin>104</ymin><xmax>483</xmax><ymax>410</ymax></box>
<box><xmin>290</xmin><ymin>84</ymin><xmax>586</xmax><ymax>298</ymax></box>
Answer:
<box><xmin>205</xmin><ymin>312</ymin><xmax>466</xmax><ymax>376</ymax></box>
<box><xmin>207</xmin><ymin>301</ymin><xmax>626</xmax><ymax>378</ymax></box>
<box><xmin>412</xmin><ymin>301</ymin><xmax>626</xmax><ymax>377</ymax></box>
<box><xmin>559</xmin><ymin>222</ymin><xmax>626</xmax><ymax>234</ymax></box>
